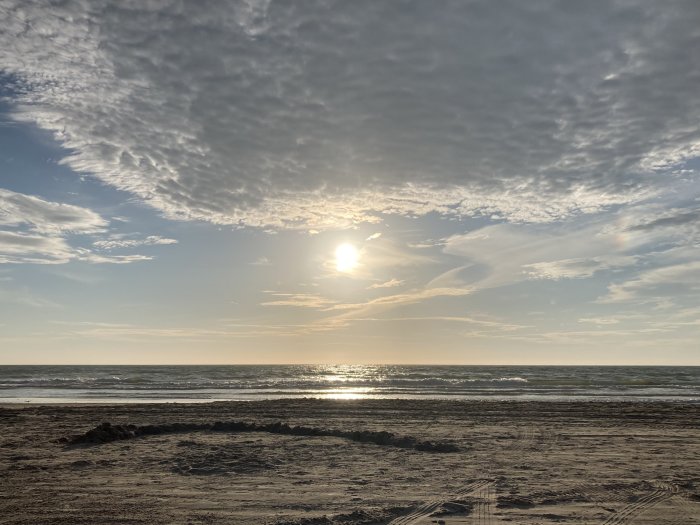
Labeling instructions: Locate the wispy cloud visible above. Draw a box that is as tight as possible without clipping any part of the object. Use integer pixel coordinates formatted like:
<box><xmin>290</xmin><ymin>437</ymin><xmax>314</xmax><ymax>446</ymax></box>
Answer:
<box><xmin>250</xmin><ymin>256</ymin><xmax>272</xmax><ymax>266</ymax></box>
<box><xmin>0</xmin><ymin>231</ymin><xmax>74</xmax><ymax>264</ymax></box>
<box><xmin>51</xmin><ymin>320</ymin><xmax>302</xmax><ymax>340</ymax></box>
<box><xmin>0</xmin><ymin>188</ymin><xmax>107</xmax><ymax>234</ymax></box>
<box><xmin>600</xmin><ymin>261</ymin><xmax>700</xmax><ymax>304</ymax></box>
<box><xmin>367</xmin><ymin>278</ymin><xmax>404</xmax><ymax>290</ymax></box>
<box><xmin>441</xmin><ymin>221</ymin><xmax>632</xmax><ymax>290</ymax></box>
<box><xmin>308</xmin><ymin>286</ymin><xmax>473</xmax><ymax>333</ymax></box>
<box><xmin>93</xmin><ymin>235</ymin><xmax>177</xmax><ymax>250</ymax></box>
<box><xmin>0</xmin><ymin>229</ymin><xmax>157</xmax><ymax>265</ymax></box>
<box><xmin>578</xmin><ymin>317</ymin><xmax>621</xmax><ymax>326</ymax></box>
<box><xmin>524</xmin><ymin>256</ymin><xmax>637</xmax><ymax>281</ymax></box>
<box><xmin>0</xmin><ymin>189</ymin><xmax>175</xmax><ymax>265</ymax></box>
<box><xmin>75</xmin><ymin>251</ymin><xmax>154</xmax><ymax>265</ymax></box>
<box><xmin>350</xmin><ymin>315</ymin><xmax>525</xmax><ymax>331</ymax></box>
<box><xmin>627</xmin><ymin>208</ymin><xmax>700</xmax><ymax>232</ymax></box>
<box><xmin>261</xmin><ymin>292</ymin><xmax>337</xmax><ymax>309</ymax></box>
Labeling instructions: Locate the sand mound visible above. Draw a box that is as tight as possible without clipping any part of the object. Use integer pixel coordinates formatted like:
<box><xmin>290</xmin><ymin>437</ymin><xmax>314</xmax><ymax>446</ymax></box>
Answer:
<box><xmin>62</xmin><ymin>420</ymin><xmax>460</xmax><ymax>453</ymax></box>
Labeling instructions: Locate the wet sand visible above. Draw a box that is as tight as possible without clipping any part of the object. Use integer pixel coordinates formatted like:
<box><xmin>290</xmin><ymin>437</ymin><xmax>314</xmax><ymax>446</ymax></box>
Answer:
<box><xmin>1</xmin><ymin>399</ymin><xmax>699</xmax><ymax>524</ymax></box>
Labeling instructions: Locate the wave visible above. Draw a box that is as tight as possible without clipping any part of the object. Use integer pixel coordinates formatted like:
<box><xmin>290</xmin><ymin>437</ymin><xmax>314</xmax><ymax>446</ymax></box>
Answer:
<box><xmin>1</xmin><ymin>365</ymin><xmax>699</xmax><ymax>403</ymax></box>
<box><xmin>0</xmin><ymin>376</ymin><xmax>531</xmax><ymax>390</ymax></box>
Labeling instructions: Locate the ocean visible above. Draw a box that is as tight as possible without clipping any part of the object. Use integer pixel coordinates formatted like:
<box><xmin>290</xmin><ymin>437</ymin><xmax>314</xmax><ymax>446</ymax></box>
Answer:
<box><xmin>1</xmin><ymin>365</ymin><xmax>699</xmax><ymax>403</ymax></box>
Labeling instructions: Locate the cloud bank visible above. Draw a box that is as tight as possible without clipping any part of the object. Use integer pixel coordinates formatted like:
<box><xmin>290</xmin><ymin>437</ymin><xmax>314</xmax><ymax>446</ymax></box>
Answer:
<box><xmin>2</xmin><ymin>0</ymin><xmax>699</xmax><ymax>229</ymax></box>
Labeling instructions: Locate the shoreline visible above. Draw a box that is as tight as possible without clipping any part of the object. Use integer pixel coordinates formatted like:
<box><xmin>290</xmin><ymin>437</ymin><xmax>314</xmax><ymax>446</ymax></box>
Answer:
<box><xmin>3</xmin><ymin>396</ymin><xmax>700</xmax><ymax>409</ymax></box>
<box><xmin>3</xmin><ymin>393</ymin><xmax>700</xmax><ymax>406</ymax></box>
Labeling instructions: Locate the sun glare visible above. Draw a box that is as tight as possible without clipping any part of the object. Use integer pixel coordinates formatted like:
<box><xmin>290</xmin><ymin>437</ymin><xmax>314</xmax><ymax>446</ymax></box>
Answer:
<box><xmin>335</xmin><ymin>243</ymin><xmax>359</xmax><ymax>273</ymax></box>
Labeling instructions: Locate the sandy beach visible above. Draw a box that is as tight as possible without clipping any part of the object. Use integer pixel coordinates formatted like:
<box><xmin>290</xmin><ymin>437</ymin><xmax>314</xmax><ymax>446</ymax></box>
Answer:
<box><xmin>1</xmin><ymin>399</ymin><xmax>699</xmax><ymax>524</ymax></box>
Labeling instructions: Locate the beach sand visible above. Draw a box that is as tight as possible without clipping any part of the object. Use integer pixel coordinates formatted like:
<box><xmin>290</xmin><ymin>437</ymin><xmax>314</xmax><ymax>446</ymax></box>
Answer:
<box><xmin>1</xmin><ymin>399</ymin><xmax>699</xmax><ymax>524</ymax></box>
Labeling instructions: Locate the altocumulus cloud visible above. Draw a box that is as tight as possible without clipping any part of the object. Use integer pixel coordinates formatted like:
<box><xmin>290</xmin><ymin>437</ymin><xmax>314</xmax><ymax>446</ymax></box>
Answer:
<box><xmin>1</xmin><ymin>1</ymin><xmax>699</xmax><ymax>229</ymax></box>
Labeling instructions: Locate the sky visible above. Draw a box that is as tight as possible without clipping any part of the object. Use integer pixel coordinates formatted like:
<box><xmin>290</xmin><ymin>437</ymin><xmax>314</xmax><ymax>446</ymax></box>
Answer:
<box><xmin>0</xmin><ymin>0</ymin><xmax>699</xmax><ymax>365</ymax></box>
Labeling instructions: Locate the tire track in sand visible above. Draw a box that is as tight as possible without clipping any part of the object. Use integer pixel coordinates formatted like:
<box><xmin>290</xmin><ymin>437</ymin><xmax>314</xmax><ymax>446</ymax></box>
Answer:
<box><xmin>533</xmin><ymin>481</ymin><xmax>635</xmax><ymax>506</ymax></box>
<box><xmin>504</xmin><ymin>426</ymin><xmax>537</xmax><ymax>452</ymax></box>
<box><xmin>601</xmin><ymin>481</ymin><xmax>678</xmax><ymax>525</ymax></box>
<box><xmin>470</xmin><ymin>480</ymin><xmax>496</xmax><ymax>525</ymax></box>
<box><xmin>389</xmin><ymin>479</ymin><xmax>493</xmax><ymax>525</ymax></box>
<box><xmin>503</xmin><ymin>424</ymin><xmax>561</xmax><ymax>454</ymax></box>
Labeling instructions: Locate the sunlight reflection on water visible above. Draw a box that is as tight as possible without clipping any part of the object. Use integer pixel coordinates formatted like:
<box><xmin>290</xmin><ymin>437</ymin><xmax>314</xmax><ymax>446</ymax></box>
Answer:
<box><xmin>315</xmin><ymin>387</ymin><xmax>375</xmax><ymax>400</ymax></box>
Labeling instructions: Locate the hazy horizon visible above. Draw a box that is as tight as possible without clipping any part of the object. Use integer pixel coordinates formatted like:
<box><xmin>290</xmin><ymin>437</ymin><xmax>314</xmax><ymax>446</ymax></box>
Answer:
<box><xmin>1</xmin><ymin>1</ymin><xmax>699</xmax><ymax>365</ymax></box>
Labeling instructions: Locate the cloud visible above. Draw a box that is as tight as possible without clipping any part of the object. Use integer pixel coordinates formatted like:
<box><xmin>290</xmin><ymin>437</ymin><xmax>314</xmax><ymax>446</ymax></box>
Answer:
<box><xmin>51</xmin><ymin>322</ymin><xmax>251</xmax><ymax>340</ymax></box>
<box><xmin>367</xmin><ymin>278</ymin><xmax>404</xmax><ymax>290</ymax></box>
<box><xmin>627</xmin><ymin>208</ymin><xmax>700</xmax><ymax>232</ymax></box>
<box><xmin>0</xmin><ymin>230</ymin><xmax>157</xmax><ymax>264</ymax></box>
<box><xmin>0</xmin><ymin>231</ymin><xmax>74</xmax><ymax>264</ymax></box>
<box><xmin>441</xmin><ymin>221</ymin><xmax>634</xmax><ymax>290</ymax></box>
<box><xmin>261</xmin><ymin>292</ymin><xmax>337</xmax><ymax>309</ymax></box>
<box><xmin>0</xmin><ymin>189</ymin><xmax>168</xmax><ymax>264</ymax></box>
<box><xmin>1</xmin><ymin>1</ymin><xmax>698</xmax><ymax>229</ymax></box>
<box><xmin>257</xmin><ymin>284</ymin><xmax>474</xmax><ymax>334</ymax></box>
<box><xmin>249</xmin><ymin>256</ymin><xmax>272</xmax><ymax>266</ymax></box>
<box><xmin>315</xmin><ymin>287</ymin><xmax>473</xmax><ymax>331</ymax></box>
<box><xmin>524</xmin><ymin>256</ymin><xmax>637</xmax><ymax>281</ymax></box>
<box><xmin>578</xmin><ymin>317</ymin><xmax>621</xmax><ymax>326</ymax></box>
<box><xmin>92</xmin><ymin>235</ymin><xmax>178</xmax><ymax>250</ymax></box>
<box><xmin>0</xmin><ymin>188</ymin><xmax>107</xmax><ymax>233</ymax></box>
<box><xmin>74</xmin><ymin>250</ymin><xmax>154</xmax><ymax>265</ymax></box>
<box><xmin>600</xmin><ymin>261</ymin><xmax>700</xmax><ymax>304</ymax></box>
<box><xmin>349</xmin><ymin>315</ymin><xmax>525</xmax><ymax>333</ymax></box>
<box><xmin>366</xmin><ymin>233</ymin><xmax>382</xmax><ymax>241</ymax></box>
<box><xmin>439</xmin><ymin>185</ymin><xmax>700</xmax><ymax>292</ymax></box>
<box><xmin>47</xmin><ymin>319</ymin><xmax>308</xmax><ymax>340</ymax></box>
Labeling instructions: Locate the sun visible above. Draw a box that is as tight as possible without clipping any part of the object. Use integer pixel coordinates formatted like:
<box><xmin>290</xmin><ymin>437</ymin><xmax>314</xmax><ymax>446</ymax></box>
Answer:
<box><xmin>335</xmin><ymin>243</ymin><xmax>359</xmax><ymax>273</ymax></box>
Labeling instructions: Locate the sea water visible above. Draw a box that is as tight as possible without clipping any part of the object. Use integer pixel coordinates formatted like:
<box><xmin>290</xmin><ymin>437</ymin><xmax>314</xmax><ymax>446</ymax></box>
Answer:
<box><xmin>1</xmin><ymin>365</ymin><xmax>699</xmax><ymax>403</ymax></box>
